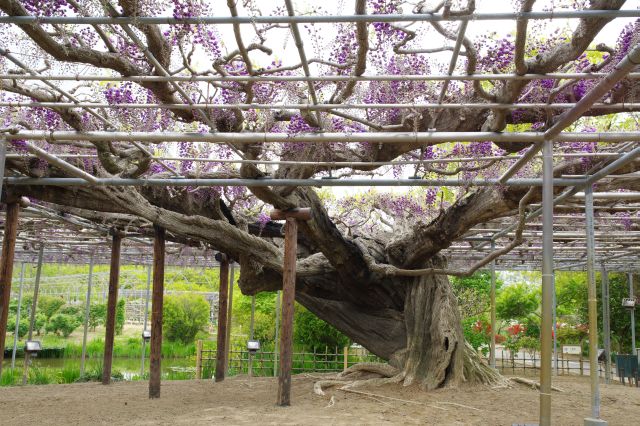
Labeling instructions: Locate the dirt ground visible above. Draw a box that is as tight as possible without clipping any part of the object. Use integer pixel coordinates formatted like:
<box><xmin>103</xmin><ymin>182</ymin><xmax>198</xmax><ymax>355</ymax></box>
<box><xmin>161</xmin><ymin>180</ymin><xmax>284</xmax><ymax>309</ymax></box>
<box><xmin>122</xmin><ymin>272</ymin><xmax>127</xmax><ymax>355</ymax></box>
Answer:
<box><xmin>0</xmin><ymin>374</ymin><xmax>638</xmax><ymax>425</ymax></box>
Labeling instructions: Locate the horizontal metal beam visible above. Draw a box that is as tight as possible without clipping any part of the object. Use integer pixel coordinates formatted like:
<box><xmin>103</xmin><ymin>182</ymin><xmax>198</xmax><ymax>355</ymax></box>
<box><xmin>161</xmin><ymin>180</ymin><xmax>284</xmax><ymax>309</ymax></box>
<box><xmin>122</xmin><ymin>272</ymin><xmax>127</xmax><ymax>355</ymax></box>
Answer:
<box><xmin>0</xmin><ymin>10</ymin><xmax>637</xmax><ymax>24</ymax></box>
<box><xmin>4</xmin><ymin>177</ymin><xmax>586</xmax><ymax>187</ymax></box>
<box><xmin>1</xmin><ymin>72</ymin><xmax>639</xmax><ymax>83</ymax></box>
<box><xmin>6</xmin><ymin>130</ymin><xmax>640</xmax><ymax>144</ymax></box>
<box><xmin>2</xmin><ymin>101</ymin><xmax>637</xmax><ymax>111</ymax></box>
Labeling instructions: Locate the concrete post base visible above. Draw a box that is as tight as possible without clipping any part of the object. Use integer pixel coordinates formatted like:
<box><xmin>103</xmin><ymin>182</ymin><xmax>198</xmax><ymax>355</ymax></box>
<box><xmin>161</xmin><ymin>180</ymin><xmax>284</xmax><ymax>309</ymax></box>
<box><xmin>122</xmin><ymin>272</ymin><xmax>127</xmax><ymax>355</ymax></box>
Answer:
<box><xmin>584</xmin><ymin>418</ymin><xmax>608</xmax><ymax>426</ymax></box>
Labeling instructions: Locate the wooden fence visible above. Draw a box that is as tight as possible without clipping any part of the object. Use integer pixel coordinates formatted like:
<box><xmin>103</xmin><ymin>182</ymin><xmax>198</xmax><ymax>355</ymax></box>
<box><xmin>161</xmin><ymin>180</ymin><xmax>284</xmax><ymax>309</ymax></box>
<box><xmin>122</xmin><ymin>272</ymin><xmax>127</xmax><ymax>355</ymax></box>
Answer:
<box><xmin>482</xmin><ymin>351</ymin><xmax>619</xmax><ymax>380</ymax></box>
<box><xmin>195</xmin><ymin>342</ymin><xmax>382</xmax><ymax>379</ymax></box>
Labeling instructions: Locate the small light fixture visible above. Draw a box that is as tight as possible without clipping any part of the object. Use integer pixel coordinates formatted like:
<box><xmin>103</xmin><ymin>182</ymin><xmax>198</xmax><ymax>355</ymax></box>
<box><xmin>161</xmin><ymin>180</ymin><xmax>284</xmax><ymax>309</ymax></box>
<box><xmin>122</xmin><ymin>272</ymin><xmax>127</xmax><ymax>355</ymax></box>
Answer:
<box><xmin>622</xmin><ymin>298</ymin><xmax>636</xmax><ymax>310</ymax></box>
<box><xmin>24</xmin><ymin>340</ymin><xmax>42</xmax><ymax>357</ymax></box>
<box><xmin>142</xmin><ymin>329</ymin><xmax>151</xmax><ymax>341</ymax></box>
<box><xmin>247</xmin><ymin>340</ymin><xmax>260</xmax><ymax>354</ymax></box>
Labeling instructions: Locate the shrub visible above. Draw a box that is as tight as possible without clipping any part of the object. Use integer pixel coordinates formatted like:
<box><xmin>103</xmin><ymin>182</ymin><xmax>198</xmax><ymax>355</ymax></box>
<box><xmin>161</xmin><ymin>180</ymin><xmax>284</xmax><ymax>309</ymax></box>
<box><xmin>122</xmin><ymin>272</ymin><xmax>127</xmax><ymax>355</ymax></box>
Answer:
<box><xmin>163</xmin><ymin>294</ymin><xmax>210</xmax><ymax>344</ymax></box>
<box><xmin>34</xmin><ymin>313</ymin><xmax>46</xmax><ymax>336</ymax></box>
<box><xmin>46</xmin><ymin>313</ymin><xmax>80</xmax><ymax>337</ymax></box>
<box><xmin>496</xmin><ymin>283</ymin><xmax>539</xmax><ymax>321</ymax></box>
<box><xmin>89</xmin><ymin>303</ymin><xmax>106</xmax><ymax>331</ymax></box>
<box><xmin>38</xmin><ymin>296</ymin><xmax>66</xmax><ymax>320</ymax></box>
<box><xmin>294</xmin><ymin>306</ymin><xmax>349</xmax><ymax>351</ymax></box>
<box><xmin>59</xmin><ymin>305</ymin><xmax>83</xmax><ymax>322</ymax></box>
<box><xmin>116</xmin><ymin>299</ymin><xmax>125</xmax><ymax>335</ymax></box>
<box><xmin>7</xmin><ymin>315</ymin><xmax>28</xmax><ymax>338</ymax></box>
<box><xmin>519</xmin><ymin>336</ymin><xmax>540</xmax><ymax>358</ymax></box>
<box><xmin>462</xmin><ymin>316</ymin><xmax>491</xmax><ymax>355</ymax></box>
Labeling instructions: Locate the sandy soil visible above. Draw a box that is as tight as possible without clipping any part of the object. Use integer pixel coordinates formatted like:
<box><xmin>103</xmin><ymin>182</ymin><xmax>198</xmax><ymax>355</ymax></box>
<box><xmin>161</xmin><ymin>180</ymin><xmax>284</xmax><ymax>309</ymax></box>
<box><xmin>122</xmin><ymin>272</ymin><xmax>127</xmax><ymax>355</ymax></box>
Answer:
<box><xmin>0</xmin><ymin>374</ymin><xmax>638</xmax><ymax>425</ymax></box>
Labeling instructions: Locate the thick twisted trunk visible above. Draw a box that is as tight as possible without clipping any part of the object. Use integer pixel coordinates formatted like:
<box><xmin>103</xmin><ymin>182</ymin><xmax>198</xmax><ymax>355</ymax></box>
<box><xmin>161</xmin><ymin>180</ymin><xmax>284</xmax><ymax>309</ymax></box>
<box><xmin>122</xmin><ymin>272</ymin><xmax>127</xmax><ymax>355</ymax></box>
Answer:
<box><xmin>273</xmin><ymin>256</ymin><xmax>498</xmax><ymax>389</ymax></box>
<box><xmin>395</xmin><ymin>261</ymin><xmax>465</xmax><ymax>389</ymax></box>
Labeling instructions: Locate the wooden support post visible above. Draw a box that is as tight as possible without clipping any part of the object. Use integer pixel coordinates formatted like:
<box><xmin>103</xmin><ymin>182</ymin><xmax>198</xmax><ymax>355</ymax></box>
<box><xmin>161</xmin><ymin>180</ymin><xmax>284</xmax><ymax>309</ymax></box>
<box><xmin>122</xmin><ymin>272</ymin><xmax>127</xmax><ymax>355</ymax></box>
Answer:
<box><xmin>343</xmin><ymin>346</ymin><xmax>348</xmax><ymax>371</ymax></box>
<box><xmin>0</xmin><ymin>202</ymin><xmax>20</xmax><ymax>377</ymax></box>
<box><xmin>102</xmin><ymin>233</ymin><xmax>122</xmax><ymax>385</ymax></box>
<box><xmin>278</xmin><ymin>217</ymin><xmax>298</xmax><ymax>406</ymax></box>
<box><xmin>149</xmin><ymin>226</ymin><xmax>165</xmax><ymax>398</ymax></box>
<box><xmin>271</xmin><ymin>208</ymin><xmax>311</xmax><ymax>407</ymax></box>
<box><xmin>196</xmin><ymin>340</ymin><xmax>203</xmax><ymax>379</ymax></box>
<box><xmin>215</xmin><ymin>254</ymin><xmax>229</xmax><ymax>382</ymax></box>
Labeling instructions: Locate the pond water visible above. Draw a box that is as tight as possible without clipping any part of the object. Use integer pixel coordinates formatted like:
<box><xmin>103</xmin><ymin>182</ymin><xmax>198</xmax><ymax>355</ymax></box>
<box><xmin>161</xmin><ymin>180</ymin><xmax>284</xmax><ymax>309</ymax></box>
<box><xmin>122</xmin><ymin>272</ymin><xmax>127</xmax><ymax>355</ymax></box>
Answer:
<box><xmin>2</xmin><ymin>357</ymin><xmax>195</xmax><ymax>381</ymax></box>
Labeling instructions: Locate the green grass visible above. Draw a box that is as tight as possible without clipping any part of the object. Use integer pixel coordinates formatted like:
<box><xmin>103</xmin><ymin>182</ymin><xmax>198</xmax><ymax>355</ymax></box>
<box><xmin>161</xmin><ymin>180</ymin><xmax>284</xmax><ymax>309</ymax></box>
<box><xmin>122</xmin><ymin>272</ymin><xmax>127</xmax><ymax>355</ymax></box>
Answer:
<box><xmin>57</xmin><ymin>365</ymin><xmax>81</xmax><ymax>384</ymax></box>
<box><xmin>1</xmin><ymin>368</ymin><xmax>21</xmax><ymax>386</ymax></box>
<box><xmin>28</xmin><ymin>367</ymin><xmax>53</xmax><ymax>385</ymax></box>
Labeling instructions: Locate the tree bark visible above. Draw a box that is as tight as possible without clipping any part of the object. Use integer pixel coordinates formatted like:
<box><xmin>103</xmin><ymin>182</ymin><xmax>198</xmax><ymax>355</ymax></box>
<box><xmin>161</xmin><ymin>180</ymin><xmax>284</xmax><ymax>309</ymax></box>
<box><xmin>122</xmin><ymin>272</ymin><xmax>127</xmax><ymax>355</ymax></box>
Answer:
<box><xmin>102</xmin><ymin>233</ymin><xmax>122</xmax><ymax>385</ymax></box>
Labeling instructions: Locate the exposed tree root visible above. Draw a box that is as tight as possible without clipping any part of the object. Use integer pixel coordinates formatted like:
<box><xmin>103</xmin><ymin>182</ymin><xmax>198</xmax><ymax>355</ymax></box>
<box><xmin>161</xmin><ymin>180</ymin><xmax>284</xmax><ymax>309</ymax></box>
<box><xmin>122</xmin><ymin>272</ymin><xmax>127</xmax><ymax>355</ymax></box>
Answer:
<box><xmin>510</xmin><ymin>376</ymin><xmax>564</xmax><ymax>392</ymax></box>
<box><xmin>314</xmin><ymin>362</ymin><xmax>404</xmax><ymax>396</ymax></box>
<box><xmin>338</xmin><ymin>363</ymin><xmax>400</xmax><ymax>380</ymax></box>
<box><xmin>462</xmin><ymin>343</ymin><xmax>511</xmax><ymax>389</ymax></box>
<box><xmin>314</xmin><ymin>353</ymin><xmax>511</xmax><ymax>398</ymax></box>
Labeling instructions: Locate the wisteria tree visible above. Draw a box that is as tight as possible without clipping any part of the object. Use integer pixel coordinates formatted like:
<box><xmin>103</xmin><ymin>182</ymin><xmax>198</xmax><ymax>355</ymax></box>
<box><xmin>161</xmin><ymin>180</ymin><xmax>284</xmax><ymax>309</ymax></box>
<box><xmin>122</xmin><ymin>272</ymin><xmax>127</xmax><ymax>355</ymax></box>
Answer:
<box><xmin>0</xmin><ymin>0</ymin><xmax>639</xmax><ymax>390</ymax></box>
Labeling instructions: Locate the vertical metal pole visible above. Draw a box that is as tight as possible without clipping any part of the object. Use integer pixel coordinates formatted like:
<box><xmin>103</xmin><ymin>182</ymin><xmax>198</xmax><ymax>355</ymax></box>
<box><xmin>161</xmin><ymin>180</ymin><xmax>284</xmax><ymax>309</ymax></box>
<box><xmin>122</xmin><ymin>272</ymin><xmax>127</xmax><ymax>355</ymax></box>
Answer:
<box><xmin>22</xmin><ymin>244</ymin><xmax>44</xmax><ymax>385</ymax></box>
<box><xmin>141</xmin><ymin>264</ymin><xmax>152</xmax><ymax>376</ymax></box>
<box><xmin>80</xmin><ymin>256</ymin><xmax>94</xmax><ymax>377</ymax></box>
<box><xmin>11</xmin><ymin>262</ymin><xmax>25</xmax><ymax>369</ymax></box>
<box><xmin>553</xmin><ymin>275</ymin><xmax>558</xmax><ymax>376</ymax></box>
<box><xmin>490</xmin><ymin>241</ymin><xmax>496</xmax><ymax>369</ymax></box>
<box><xmin>274</xmin><ymin>290</ymin><xmax>280</xmax><ymax>377</ymax></box>
<box><xmin>539</xmin><ymin>138</ymin><xmax>554</xmax><ymax>426</ymax></box>
<box><xmin>601</xmin><ymin>264</ymin><xmax>611</xmax><ymax>384</ymax></box>
<box><xmin>585</xmin><ymin>185</ymin><xmax>602</xmax><ymax>421</ymax></box>
<box><xmin>249</xmin><ymin>295</ymin><xmax>256</xmax><ymax>378</ymax></box>
<box><xmin>225</xmin><ymin>263</ymin><xmax>234</xmax><ymax>374</ymax></box>
<box><xmin>0</xmin><ymin>136</ymin><xmax>6</xmax><ymax>198</ymax></box>
<box><xmin>629</xmin><ymin>273</ymin><xmax>636</xmax><ymax>355</ymax></box>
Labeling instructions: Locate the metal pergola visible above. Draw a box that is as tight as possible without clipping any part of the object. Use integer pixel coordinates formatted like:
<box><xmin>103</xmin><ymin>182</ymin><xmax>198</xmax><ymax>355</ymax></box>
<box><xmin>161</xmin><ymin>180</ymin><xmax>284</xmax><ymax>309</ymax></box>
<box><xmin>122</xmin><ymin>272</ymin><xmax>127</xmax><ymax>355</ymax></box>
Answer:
<box><xmin>0</xmin><ymin>2</ymin><xmax>639</xmax><ymax>424</ymax></box>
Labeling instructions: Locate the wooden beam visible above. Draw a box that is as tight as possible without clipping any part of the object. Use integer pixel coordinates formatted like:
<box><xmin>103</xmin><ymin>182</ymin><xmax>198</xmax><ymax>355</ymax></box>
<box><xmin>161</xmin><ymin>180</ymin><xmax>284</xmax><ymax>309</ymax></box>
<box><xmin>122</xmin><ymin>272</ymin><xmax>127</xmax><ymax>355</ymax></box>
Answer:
<box><xmin>215</xmin><ymin>254</ymin><xmax>229</xmax><ymax>382</ymax></box>
<box><xmin>277</xmin><ymin>216</ymin><xmax>298</xmax><ymax>406</ymax></box>
<box><xmin>270</xmin><ymin>208</ymin><xmax>312</xmax><ymax>221</ymax></box>
<box><xmin>0</xmin><ymin>202</ymin><xmax>20</xmax><ymax>377</ymax></box>
<box><xmin>149</xmin><ymin>225</ymin><xmax>165</xmax><ymax>398</ymax></box>
<box><xmin>102</xmin><ymin>233</ymin><xmax>122</xmax><ymax>385</ymax></box>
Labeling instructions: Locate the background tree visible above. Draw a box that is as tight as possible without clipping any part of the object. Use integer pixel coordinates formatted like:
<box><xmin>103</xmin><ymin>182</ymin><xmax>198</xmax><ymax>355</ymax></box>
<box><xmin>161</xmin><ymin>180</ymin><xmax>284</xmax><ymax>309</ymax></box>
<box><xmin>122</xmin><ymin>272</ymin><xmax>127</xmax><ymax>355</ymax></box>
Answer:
<box><xmin>497</xmin><ymin>283</ymin><xmax>540</xmax><ymax>322</ymax></box>
<box><xmin>163</xmin><ymin>294</ymin><xmax>210</xmax><ymax>344</ymax></box>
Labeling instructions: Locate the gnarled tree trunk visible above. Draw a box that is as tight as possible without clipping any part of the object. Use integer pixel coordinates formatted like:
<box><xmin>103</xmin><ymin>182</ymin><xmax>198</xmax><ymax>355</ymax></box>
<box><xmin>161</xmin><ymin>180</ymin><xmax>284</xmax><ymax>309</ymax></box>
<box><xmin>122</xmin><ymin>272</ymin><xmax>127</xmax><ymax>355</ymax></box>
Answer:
<box><xmin>250</xmin><ymin>255</ymin><xmax>500</xmax><ymax>389</ymax></box>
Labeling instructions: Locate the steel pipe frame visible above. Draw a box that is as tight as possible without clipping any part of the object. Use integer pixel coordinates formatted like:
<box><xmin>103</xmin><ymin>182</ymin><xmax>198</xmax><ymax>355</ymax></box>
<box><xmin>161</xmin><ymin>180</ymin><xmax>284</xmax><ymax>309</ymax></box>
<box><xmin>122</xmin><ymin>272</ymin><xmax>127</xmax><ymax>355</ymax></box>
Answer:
<box><xmin>3</xmin><ymin>176</ymin><xmax>586</xmax><ymax>187</ymax></box>
<box><xmin>499</xmin><ymin>41</ymin><xmax>640</xmax><ymax>184</ymax></box>
<box><xmin>4</xmin><ymin>101</ymin><xmax>639</xmax><ymax>111</ymax></box>
<box><xmin>3</xmin><ymin>151</ymin><xmax>622</xmax><ymax>167</ymax></box>
<box><xmin>1</xmin><ymin>10</ymin><xmax>638</xmax><ymax>25</ymax></box>
<box><xmin>79</xmin><ymin>255</ymin><xmax>94</xmax><ymax>377</ymax></box>
<box><xmin>629</xmin><ymin>273</ymin><xmax>636</xmax><ymax>354</ymax></box>
<box><xmin>6</xmin><ymin>130</ymin><xmax>640</xmax><ymax>144</ymax></box>
<box><xmin>115</xmin><ymin>19</ymin><xmax>244</xmax><ymax>160</ymax></box>
<box><xmin>2</xmin><ymin>72</ymin><xmax>639</xmax><ymax>83</ymax></box>
<box><xmin>10</xmin><ymin>262</ymin><xmax>25</xmax><ymax>369</ymax></box>
<box><xmin>0</xmin><ymin>47</ymin><xmax>179</xmax><ymax>177</ymax></box>
<box><xmin>539</xmin><ymin>139</ymin><xmax>554</xmax><ymax>426</ymax></box>
<box><xmin>601</xmin><ymin>264</ymin><xmax>612</xmax><ymax>385</ymax></box>
<box><xmin>283</xmin><ymin>0</ymin><xmax>323</xmax><ymax>127</ymax></box>
<box><xmin>484</xmin><ymin>145</ymin><xmax>640</xmax><ymax>249</ymax></box>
